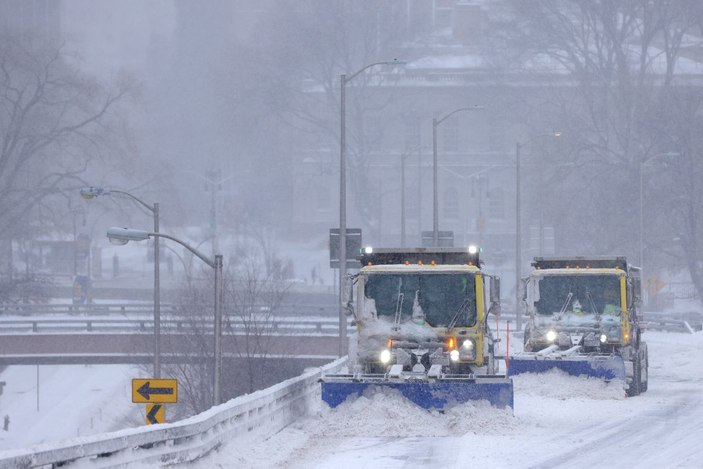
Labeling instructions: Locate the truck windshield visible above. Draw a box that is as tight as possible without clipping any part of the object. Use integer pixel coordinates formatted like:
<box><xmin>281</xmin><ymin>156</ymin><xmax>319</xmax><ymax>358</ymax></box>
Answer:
<box><xmin>364</xmin><ymin>273</ymin><xmax>477</xmax><ymax>327</ymax></box>
<box><xmin>533</xmin><ymin>274</ymin><xmax>621</xmax><ymax>316</ymax></box>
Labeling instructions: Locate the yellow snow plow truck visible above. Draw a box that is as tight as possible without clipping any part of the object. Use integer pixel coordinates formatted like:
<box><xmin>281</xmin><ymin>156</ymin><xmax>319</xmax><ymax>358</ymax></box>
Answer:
<box><xmin>321</xmin><ymin>246</ymin><xmax>513</xmax><ymax>410</ymax></box>
<box><xmin>510</xmin><ymin>256</ymin><xmax>648</xmax><ymax>396</ymax></box>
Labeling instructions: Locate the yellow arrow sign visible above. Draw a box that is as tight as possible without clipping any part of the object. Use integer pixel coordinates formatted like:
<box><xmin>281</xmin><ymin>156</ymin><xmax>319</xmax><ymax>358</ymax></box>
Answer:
<box><xmin>146</xmin><ymin>404</ymin><xmax>165</xmax><ymax>424</ymax></box>
<box><xmin>132</xmin><ymin>379</ymin><xmax>178</xmax><ymax>403</ymax></box>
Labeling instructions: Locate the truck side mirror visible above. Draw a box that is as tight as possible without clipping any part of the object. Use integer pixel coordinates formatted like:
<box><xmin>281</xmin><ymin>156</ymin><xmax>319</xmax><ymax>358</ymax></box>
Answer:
<box><xmin>520</xmin><ymin>277</ymin><xmax>529</xmax><ymax>302</ymax></box>
<box><xmin>488</xmin><ymin>276</ymin><xmax>501</xmax><ymax>316</ymax></box>
<box><xmin>342</xmin><ymin>274</ymin><xmax>355</xmax><ymax>316</ymax></box>
<box><xmin>490</xmin><ymin>276</ymin><xmax>500</xmax><ymax>304</ymax></box>
<box><xmin>631</xmin><ymin>277</ymin><xmax>642</xmax><ymax>308</ymax></box>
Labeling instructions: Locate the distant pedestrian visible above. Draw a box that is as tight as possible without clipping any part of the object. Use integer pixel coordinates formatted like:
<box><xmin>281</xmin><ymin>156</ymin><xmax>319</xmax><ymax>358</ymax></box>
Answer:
<box><xmin>3</xmin><ymin>415</ymin><xmax>9</xmax><ymax>431</ymax></box>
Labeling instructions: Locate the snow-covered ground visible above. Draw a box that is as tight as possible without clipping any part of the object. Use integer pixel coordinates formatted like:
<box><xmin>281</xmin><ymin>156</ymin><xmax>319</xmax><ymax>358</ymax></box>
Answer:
<box><xmin>0</xmin><ymin>364</ymin><xmax>143</xmax><ymax>451</ymax></box>
<box><xmin>0</xmin><ymin>330</ymin><xmax>701</xmax><ymax>468</ymax></box>
<box><xmin>187</xmin><ymin>329</ymin><xmax>703</xmax><ymax>469</ymax></box>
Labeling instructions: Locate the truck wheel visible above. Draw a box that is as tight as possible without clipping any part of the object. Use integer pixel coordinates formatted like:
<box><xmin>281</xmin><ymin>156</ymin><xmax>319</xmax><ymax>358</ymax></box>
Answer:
<box><xmin>639</xmin><ymin>343</ymin><xmax>649</xmax><ymax>393</ymax></box>
<box><xmin>626</xmin><ymin>356</ymin><xmax>641</xmax><ymax>397</ymax></box>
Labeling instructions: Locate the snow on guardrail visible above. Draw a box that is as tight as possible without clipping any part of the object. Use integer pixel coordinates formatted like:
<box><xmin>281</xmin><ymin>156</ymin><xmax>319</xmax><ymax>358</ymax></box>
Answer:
<box><xmin>0</xmin><ymin>358</ymin><xmax>347</xmax><ymax>468</ymax></box>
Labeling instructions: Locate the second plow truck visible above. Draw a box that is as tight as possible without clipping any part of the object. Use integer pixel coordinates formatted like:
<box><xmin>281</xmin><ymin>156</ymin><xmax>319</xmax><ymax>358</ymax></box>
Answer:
<box><xmin>321</xmin><ymin>246</ymin><xmax>513</xmax><ymax>411</ymax></box>
<box><xmin>510</xmin><ymin>256</ymin><xmax>648</xmax><ymax>396</ymax></box>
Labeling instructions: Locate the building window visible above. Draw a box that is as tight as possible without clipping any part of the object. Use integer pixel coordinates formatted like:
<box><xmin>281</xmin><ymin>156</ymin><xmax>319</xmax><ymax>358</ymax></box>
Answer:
<box><xmin>488</xmin><ymin>187</ymin><xmax>504</xmax><ymax>220</ymax></box>
<box><xmin>404</xmin><ymin>116</ymin><xmax>420</xmax><ymax>152</ymax></box>
<box><xmin>365</xmin><ymin>114</ymin><xmax>383</xmax><ymax>146</ymax></box>
<box><xmin>316</xmin><ymin>185</ymin><xmax>331</xmax><ymax>212</ymax></box>
<box><xmin>444</xmin><ymin>186</ymin><xmax>459</xmax><ymax>220</ymax></box>
<box><xmin>441</xmin><ymin>117</ymin><xmax>458</xmax><ymax>152</ymax></box>
<box><xmin>488</xmin><ymin>114</ymin><xmax>505</xmax><ymax>152</ymax></box>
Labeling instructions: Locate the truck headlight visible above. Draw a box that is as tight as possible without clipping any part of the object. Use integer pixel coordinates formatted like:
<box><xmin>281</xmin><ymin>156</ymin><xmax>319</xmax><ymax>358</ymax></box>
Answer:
<box><xmin>449</xmin><ymin>350</ymin><xmax>460</xmax><ymax>362</ymax></box>
<box><xmin>600</xmin><ymin>334</ymin><xmax>607</xmax><ymax>343</ymax></box>
<box><xmin>546</xmin><ymin>330</ymin><xmax>557</xmax><ymax>342</ymax></box>
<box><xmin>380</xmin><ymin>349</ymin><xmax>392</xmax><ymax>364</ymax></box>
<box><xmin>462</xmin><ymin>339</ymin><xmax>475</xmax><ymax>350</ymax></box>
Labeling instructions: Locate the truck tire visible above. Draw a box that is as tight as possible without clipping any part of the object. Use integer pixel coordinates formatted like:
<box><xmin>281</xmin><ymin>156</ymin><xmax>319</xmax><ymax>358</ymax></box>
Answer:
<box><xmin>626</xmin><ymin>355</ymin><xmax>641</xmax><ymax>397</ymax></box>
<box><xmin>639</xmin><ymin>343</ymin><xmax>648</xmax><ymax>393</ymax></box>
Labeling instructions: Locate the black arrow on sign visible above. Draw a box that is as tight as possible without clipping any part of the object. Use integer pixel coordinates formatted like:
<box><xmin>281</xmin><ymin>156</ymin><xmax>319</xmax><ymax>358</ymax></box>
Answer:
<box><xmin>137</xmin><ymin>381</ymin><xmax>174</xmax><ymax>401</ymax></box>
<box><xmin>147</xmin><ymin>404</ymin><xmax>162</xmax><ymax>424</ymax></box>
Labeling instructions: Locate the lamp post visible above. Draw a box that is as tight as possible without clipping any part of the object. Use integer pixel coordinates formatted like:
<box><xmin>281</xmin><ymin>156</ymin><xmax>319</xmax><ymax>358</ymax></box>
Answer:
<box><xmin>639</xmin><ymin>152</ymin><xmax>678</xmax><ymax>287</ymax></box>
<box><xmin>81</xmin><ymin>187</ymin><xmax>161</xmax><ymax>379</ymax></box>
<box><xmin>515</xmin><ymin>133</ymin><xmax>561</xmax><ymax>331</ymax></box>
<box><xmin>339</xmin><ymin>59</ymin><xmax>403</xmax><ymax>357</ymax></box>
<box><xmin>432</xmin><ymin>106</ymin><xmax>483</xmax><ymax>246</ymax></box>
<box><xmin>106</xmin><ymin>227</ymin><xmax>224</xmax><ymax>407</ymax></box>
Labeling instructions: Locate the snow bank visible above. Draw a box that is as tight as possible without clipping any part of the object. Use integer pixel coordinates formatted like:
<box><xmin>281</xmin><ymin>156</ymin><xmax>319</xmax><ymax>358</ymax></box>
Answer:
<box><xmin>512</xmin><ymin>368</ymin><xmax>626</xmax><ymax>400</ymax></box>
<box><xmin>315</xmin><ymin>389</ymin><xmax>517</xmax><ymax>437</ymax></box>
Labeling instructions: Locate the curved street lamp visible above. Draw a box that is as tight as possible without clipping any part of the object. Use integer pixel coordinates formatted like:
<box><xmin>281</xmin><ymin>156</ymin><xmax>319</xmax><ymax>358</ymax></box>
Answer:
<box><xmin>432</xmin><ymin>106</ymin><xmax>484</xmax><ymax>246</ymax></box>
<box><xmin>338</xmin><ymin>59</ymin><xmax>404</xmax><ymax>357</ymax></box>
<box><xmin>107</xmin><ymin>227</ymin><xmax>225</xmax><ymax>407</ymax></box>
<box><xmin>514</xmin><ymin>133</ymin><xmax>561</xmax><ymax>331</ymax></box>
<box><xmin>81</xmin><ymin>187</ymin><xmax>162</xmax><ymax>379</ymax></box>
<box><xmin>639</xmin><ymin>151</ymin><xmax>678</xmax><ymax>292</ymax></box>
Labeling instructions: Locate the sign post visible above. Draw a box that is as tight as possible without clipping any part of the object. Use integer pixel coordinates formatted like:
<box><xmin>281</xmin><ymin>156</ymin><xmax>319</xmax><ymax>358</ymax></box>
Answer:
<box><xmin>329</xmin><ymin>228</ymin><xmax>362</xmax><ymax>268</ymax></box>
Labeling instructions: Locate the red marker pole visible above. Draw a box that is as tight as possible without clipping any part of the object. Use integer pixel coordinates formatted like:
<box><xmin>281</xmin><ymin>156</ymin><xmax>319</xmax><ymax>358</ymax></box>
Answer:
<box><xmin>496</xmin><ymin>311</ymin><xmax>500</xmax><ymax>350</ymax></box>
<box><xmin>506</xmin><ymin>320</ymin><xmax>511</xmax><ymax>374</ymax></box>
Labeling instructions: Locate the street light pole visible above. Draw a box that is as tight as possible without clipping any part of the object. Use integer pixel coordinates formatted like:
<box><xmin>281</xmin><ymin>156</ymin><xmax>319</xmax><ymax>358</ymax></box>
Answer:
<box><xmin>401</xmin><ymin>153</ymin><xmax>408</xmax><ymax>247</ymax></box>
<box><xmin>431</xmin><ymin>106</ymin><xmax>483</xmax><ymax>246</ymax></box>
<box><xmin>106</xmin><ymin>227</ymin><xmax>224</xmax><ymax>407</ymax></box>
<box><xmin>639</xmin><ymin>159</ymin><xmax>644</xmax><ymax>277</ymax></box>
<box><xmin>432</xmin><ymin>118</ymin><xmax>438</xmax><ymax>246</ymax></box>
<box><xmin>153</xmin><ymin>202</ymin><xmax>160</xmax><ymax>378</ymax></box>
<box><xmin>515</xmin><ymin>142</ymin><xmax>522</xmax><ymax>332</ymax></box>
<box><xmin>339</xmin><ymin>60</ymin><xmax>403</xmax><ymax>357</ymax></box>
<box><xmin>213</xmin><ymin>253</ymin><xmax>224</xmax><ymax>406</ymax></box>
<box><xmin>514</xmin><ymin>133</ymin><xmax>561</xmax><ymax>331</ymax></box>
<box><xmin>638</xmin><ymin>151</ymin><xmax>678</xmax><ymax>289</ymax></box>
<box><xmin>339</xmin><ymin>72</ymin><xmax>347</xmax><ymax>358</ymax></box>
<box><xmin>81</xmin><ymin>187</ymin><xmax>161</xmax><ymax>378</ymax></box>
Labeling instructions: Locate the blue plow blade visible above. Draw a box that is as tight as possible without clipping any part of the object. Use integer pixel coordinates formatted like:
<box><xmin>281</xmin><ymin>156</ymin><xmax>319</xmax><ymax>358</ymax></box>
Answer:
<box><xmin>508</xmin><ymin>354</ymin><xmax>625</xmax><ymax>380</ymax></box>
<box><xmin>321</xmin><ymin>378</ymin><xmax>513</xmax><ymax>410</ymax></box>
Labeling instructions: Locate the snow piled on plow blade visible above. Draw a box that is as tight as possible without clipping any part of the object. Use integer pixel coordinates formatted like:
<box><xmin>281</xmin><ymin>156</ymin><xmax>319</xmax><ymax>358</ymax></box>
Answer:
<box><xmin>508</xmin><ymin>354</ymin><xmax>625</xmax><ymax>381</ymax></box>
<box><xmin>321</xmin><ymin>378</ymin><xmax>513</xmax><ymax>410</ymax></box>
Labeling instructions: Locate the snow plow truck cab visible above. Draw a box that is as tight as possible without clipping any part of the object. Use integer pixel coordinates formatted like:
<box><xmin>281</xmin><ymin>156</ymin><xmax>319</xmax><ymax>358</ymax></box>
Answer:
<box><xmin>321</xmin><ymin>246</ymin><xmax>513</xmax><ymax>410</ymax></box>
<box><xmin>510</xmin><ymin>256</ymin><xmax>648</xmax><ymax>396</ymax></box>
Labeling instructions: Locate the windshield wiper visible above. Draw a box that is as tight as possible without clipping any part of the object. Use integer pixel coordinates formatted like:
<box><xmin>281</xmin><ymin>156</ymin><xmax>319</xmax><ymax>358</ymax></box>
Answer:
<box><xmin>393</xmin><ymin>292</ymin><xmax>405</xmax><ymax>331</ymax></box>
<box><xmin>586</xmin><ymin>291</ymin><xmax>600</xmax><ymax>317</ymax></box>
<box><xmin>448</xmin><ymin>297</ymin><xmax>470</xmax><ymax>330</ymax></box>
<box><xmin>559</xmin><ymin>292</ymin><xmax>573</xmax><ymax>315</ymax></box>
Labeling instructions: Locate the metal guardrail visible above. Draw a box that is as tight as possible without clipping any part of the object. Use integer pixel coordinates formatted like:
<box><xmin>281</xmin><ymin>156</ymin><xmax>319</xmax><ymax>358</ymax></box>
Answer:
<box><xmin>0</xmin><ymin>358</ymin><xmax>347</xmax><ymax>468</ymax></box>
<box><xmin>641</xmin><ymin>311</ymin><xmax>703</xmax><ymax>333</ymax></box>
<box><xmin>0</xmin><ymin>302</ymin><xmax>337</xmax><ymax>317</ymax></box>
<box><xmin>0</xmin><ymin>316</ymin><xmax>353</xmax><ymax>335</ymax></box>
<box><xmin>0</xmin><ymin>305</ymin><xmax>699</xmax><ymax>336</ymax></box>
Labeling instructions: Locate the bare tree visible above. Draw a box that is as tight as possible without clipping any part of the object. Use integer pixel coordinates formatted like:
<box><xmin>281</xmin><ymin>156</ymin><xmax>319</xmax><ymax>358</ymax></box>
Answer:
<box><xmin>489</xmin><ymin>0</ymin><xmax>703</xmax><ymax>299</ymax></box>
<box><xmin>0</xmin><ymin>33</ymin><xmax>133</xmax><ymax>283</ymax></box>
<box><xmin>161</xmin><ymin>247</ymin><xmax>292</xmax><ymax>417</ymax></box>
<box><xmin>226</xmin><ymin>252</ymin><xmax>291</xmax><ymax>394</ymax></box>
<box><xmin>264</xmin><ymin>1</ymin><xmax>413</xmax><ymax>240</ymax></box>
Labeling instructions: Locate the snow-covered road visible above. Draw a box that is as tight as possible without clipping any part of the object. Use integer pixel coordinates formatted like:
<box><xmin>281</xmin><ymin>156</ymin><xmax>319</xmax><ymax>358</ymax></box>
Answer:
<box><xmin>190</xmin><ymin>330</ymin><xmax>703</xmax><ymax>469</ymax></box>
